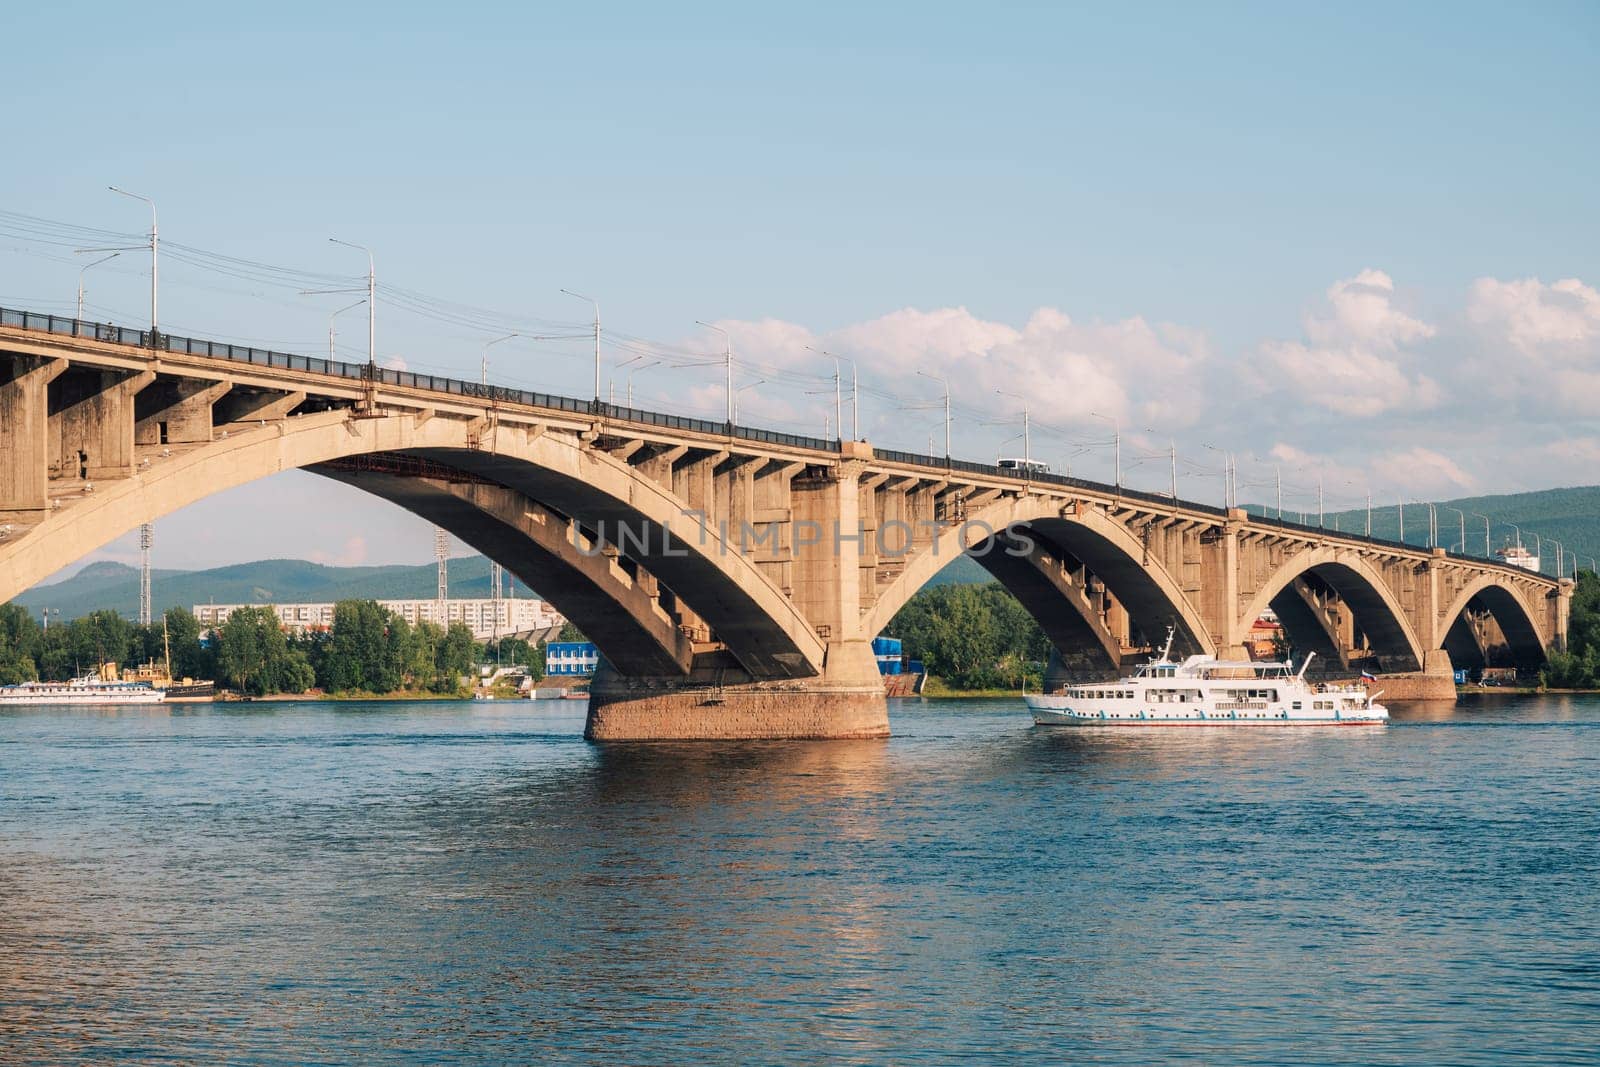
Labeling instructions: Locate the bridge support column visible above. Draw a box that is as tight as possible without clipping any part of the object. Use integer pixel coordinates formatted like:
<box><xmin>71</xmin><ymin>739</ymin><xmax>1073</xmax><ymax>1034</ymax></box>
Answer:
<box><xmin>584</xmin><ymin>642</ymin><xmax>889</xmax><ymax>741</ymax></box>
<box><xmin>136</xmin><ymin>379</ymin><xmax>231</xmax><ymax>445</ymax></box>
<box><xmin>1209</xmin><ymin>508</ymin><xmax>1251</xmax><ymax>660</ymax></box>
<box><xmin>0</xmin><ymin>356</ymin><xmax>66</xmax><ymax>519</ymax></box>
<box><xmin>1554</xmin><ymin>579</ymin><xmax>1573</xmax><ymax>653</ymax></box>
<box><xmin>585</xmin><ymin>440</ymin><xmax>889</xmax><ymax>741</ymax></box>
<box><xmin>48</xmin><ymin>367</ymin><xmax>153</xmax><ymax>481</ymax></box>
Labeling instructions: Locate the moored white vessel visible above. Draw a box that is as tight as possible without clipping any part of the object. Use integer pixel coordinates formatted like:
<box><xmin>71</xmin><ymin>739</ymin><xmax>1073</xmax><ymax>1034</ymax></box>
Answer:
<box><xmin>0</xmin><ymin>673</ymin><xmax>167</xmax><ymax>706</ymax></box>
<box><xmin>1025</xmin><ymin>631</ymin><xmax>1387</xmax><ymax>727</ymax></box>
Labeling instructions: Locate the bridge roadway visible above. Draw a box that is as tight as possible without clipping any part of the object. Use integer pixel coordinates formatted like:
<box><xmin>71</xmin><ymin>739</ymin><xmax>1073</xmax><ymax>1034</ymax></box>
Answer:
<box><xmin>0</xmin><ymin>307</ymin><xmax>1571</xmax><ymax>739</ymax></box>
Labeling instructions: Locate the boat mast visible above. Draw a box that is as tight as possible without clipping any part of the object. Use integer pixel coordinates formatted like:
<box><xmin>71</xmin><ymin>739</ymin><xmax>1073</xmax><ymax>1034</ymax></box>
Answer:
<box><xmin>1296</xmin><ymin>651</ymin><xmax>1316</xmax><ymax>679</ymax></box>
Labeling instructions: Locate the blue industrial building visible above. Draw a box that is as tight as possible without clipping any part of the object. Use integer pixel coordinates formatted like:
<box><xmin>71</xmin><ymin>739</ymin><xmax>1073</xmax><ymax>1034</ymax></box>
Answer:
<box><xmin>546</xmin><ymin>641</ymin><xmax>600</xmax><ymax>676</ymax></box>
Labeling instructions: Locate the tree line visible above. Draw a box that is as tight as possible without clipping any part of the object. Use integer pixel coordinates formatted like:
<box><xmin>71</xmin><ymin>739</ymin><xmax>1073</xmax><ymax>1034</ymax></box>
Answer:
<box><xmin>0</xmin><ymin>600</ymin><xmax>551</xmax><ymax>697</ymax></box>
<box><xmin>887</xmin><ymin>582</ymin><xmax>1051</xmax><ymax>690</ymax></box>
<box><xmin>0</xmin><ymin>604</ymin><xmax>211</xmax><ymax>685</ymax></box>
<box><xmin>1540</xmin><ymin>570</ymin><xmax>1600</xmax><ymax>688</ymax></box>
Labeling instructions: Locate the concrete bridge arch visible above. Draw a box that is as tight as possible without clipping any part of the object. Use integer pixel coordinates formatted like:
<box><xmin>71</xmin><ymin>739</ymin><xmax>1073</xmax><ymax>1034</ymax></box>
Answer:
<box><xmin>0</xmin><ymin>408</ymin><xmax>825</xmax><ymax>682</ymax></box>
<box><xmin>1437</xmin><ymin>574</ymin><xmax>1549</xmax><ymax>670</ymax></box>
<box><xmin>1236</xmin><ymin>546</ymin><xmax>1427</xmax><ymax>673</ymax></box>
<box><xmin>861</xmin><ymin>494</ymin><xmax>1216</xmax><ymax>668</ymax></box>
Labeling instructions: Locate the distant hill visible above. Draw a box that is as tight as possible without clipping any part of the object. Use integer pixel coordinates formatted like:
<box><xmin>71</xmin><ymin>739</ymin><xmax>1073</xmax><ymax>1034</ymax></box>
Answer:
<box><xmin>15</xmin><ymin>557</ymin><xmax>540</xmax><ymax>620</ymax></box>
<box><xmin>1248</xmin><ymin>485</ymin><xmax>1600</xmax><ymax>570</ymax></box>
<box><xmin>926</xmin><ymin>555</ymin><xmax>990</xmax><ymax>586</ymax></box>
<box><xmin>13</xmin><ymin>485</ymin><xmax>1596</xmax><ymax>620</ymax></box>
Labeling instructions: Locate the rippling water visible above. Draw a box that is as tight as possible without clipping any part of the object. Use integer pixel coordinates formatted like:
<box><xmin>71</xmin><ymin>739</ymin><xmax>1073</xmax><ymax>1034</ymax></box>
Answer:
<box><xmin>2</xmin><ymin>695</ymin><xmax>1598</xmax><ymax>1065</ymax></box>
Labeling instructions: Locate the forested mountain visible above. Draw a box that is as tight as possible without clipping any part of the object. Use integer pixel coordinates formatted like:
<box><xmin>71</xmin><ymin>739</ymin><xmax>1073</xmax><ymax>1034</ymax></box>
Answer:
<box><xmin>15</xmin><ymin>557</ymin><xmax>539</xmax><ymax>620</ymax></box>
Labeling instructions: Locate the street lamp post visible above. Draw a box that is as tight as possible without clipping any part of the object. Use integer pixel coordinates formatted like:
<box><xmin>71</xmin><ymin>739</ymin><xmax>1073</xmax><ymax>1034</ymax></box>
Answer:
<box><xmin>1411</xmin><ymin>501</ymin><xmax>1437</xmax><ymax>548</ymax></box>
<box><xmin>1472</xmin><ymin>513</ymin><xmax>1491</xmax><ymax>557</ymax></box>
<box><xmin>562</xmin><ymin>289</ymin><xmax>602</xmax><ymax>405</ymax></box>
<box><xmin>1443</xmin><ymin>507</ymin><xmax>1466</xmax><ymax>556</ymax></box>
<box><xmin>328</xmin><ymin>239</ymin><xmax>376</xmax><ymax>369</ymax></box>
<box><xmin>75</xmin><ymin>252</ymin><xmax>119</xmax><ymax>321</ymax></box>
<box><xmin>626</xmin><ymin>360</ymin><xmax>659</xmax><ymax>405</ymax></box>
<box><xmin>1090</xmin><ymin>412</ymin><xmax>1121</xmax><ymax>489</ymax></box>
<box><xmin>695</xmin><ymin>321</ymin><xmax>734</xmax><ymax>425</ymax></box>
<box><xmin>482</xmin><ymin>332</ymin><xmax>519</xmax><ymax>386</ymax></box>
<box><xmin>997</xmin><ymin>390</ymin><xmax>1032</xmax><ymax>472</ymax></box>
<box><xmin>328</xmin><ymin>299</ymin><xmax>366</xmax><ymax>362</ymax></box>
<box><xmin>108</xmin><ymin>186</ymin><xmax>157</xmax><ymax>332</ymax></box>
<box><xmin>1202</xmin><ymin>444</ymin><xmax>1233</xmax><ymax>509</ymax></box>
<box><xmin>806</xmin><ymin>347</ymin><xmax>858</xmax><ymax>442</ymax></box>
<box><xmin>733</xmin><ymin>378</ymin><xmax>766</xmax><ymax>423</ymax></box>
<box><xmin>917</xmin><ymin>371</ymin><xmax>951</xmax><ymax>457</ymax></box>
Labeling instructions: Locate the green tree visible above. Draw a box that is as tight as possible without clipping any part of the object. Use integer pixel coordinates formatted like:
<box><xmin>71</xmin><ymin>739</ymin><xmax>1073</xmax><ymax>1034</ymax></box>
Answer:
<box><xmin>1541</xmin><ymin>647</ymin><xmax>1598</xmax><ymax>689</ymax></box>
<box><xmin>322</xmin><ymin>600</ymin><xmax>396</xmax><ymax>692</ymax></box>
<box><xmin>887</xmin><ymin>581</ymin><xmax>1052</xmax><ymax>690</ymax></box>
<box><xmin>0</xmin><ymin>603</ymin><xmax>43</xmax><ymax>684</ymax></box>
<box><xmin>162</xmin><ymin>607</ymin><xmax>215</xmax><ymax>680</ymax></box>
<box><xmin>434</xmin><ymin>622</ymin><xmax>478</xmax><ymax>692</ymax></box>
<box><xmin>405</xmin><ymin>621</ymin><xmax>445</xmax><ymax>688</ymax></box>
<box><xmin>487</xmin><ymin>637</ymin><xmax>540</xmax><ymax>679</ymax></box>
<box><xmin>216</xmin><ymin>606</ymin><xmax>311</xmax><ymax>696</ymax></box>
<box><xmin>36</xmin><ymin>625</ymin><xmax>76</xmax><ymax>681</ymax></box>
<box><xmin>64</xmin><ymin>610</ymin><xmax>136</xmax><ymax>675</ymax></box>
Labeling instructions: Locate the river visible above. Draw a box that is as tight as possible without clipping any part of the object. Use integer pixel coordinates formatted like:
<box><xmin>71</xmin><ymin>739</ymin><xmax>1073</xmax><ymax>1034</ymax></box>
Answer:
<box><xmin>2</xmin><ymin>695</ymin><xmax>1597</xmax><ymax>1065</ymax></box>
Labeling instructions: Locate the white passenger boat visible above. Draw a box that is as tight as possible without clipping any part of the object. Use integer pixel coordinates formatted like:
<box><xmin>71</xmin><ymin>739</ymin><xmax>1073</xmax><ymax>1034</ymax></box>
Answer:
<box><xmin>0</xmin><ymin>673</ymin><xmax>167</xmax><ymax>706</ymax></box>
<box><xmin>1025</xmin><ymin>631</ymin><xmax>1386</xmax><ymax>727</ymax></box>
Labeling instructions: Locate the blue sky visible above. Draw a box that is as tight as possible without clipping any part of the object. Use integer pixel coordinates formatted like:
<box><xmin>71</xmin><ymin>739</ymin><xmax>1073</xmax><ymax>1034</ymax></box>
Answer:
<box><xmin>4</xmin><ymin>2</ymin><xmax>1598</xmax><ymax>572</ymax></box>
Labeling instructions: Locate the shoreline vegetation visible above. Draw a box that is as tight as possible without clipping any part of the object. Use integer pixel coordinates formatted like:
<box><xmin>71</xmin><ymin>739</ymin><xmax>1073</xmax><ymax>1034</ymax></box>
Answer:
<box><xmin>3</xmin><ymin>569</ymin><xmax>1595</xmax><ymax>702</ymax></box>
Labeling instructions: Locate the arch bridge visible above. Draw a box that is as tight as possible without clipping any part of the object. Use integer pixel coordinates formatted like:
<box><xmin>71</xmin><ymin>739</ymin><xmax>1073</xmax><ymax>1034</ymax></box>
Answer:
<box><xmin>0</xmin><ymin>308</ymin><xmax>1570</xmax><ymax>739</ymax></box>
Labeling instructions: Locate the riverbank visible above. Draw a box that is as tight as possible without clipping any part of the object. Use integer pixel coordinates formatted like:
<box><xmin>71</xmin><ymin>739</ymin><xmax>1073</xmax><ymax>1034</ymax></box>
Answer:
<box><xmin>916</xmin><ymin>677</ymin><xmax>1027</xmax><ymax>699</ymax></box>
<box><xmin>240</xmin><ymin>688</ymin><xmax>473</xmax><ymax>702</ymax></box>
<box><xmin>1459</xmin><ymin>685</ymin><xmax>1600</xmax><ymax>696</ymax></box>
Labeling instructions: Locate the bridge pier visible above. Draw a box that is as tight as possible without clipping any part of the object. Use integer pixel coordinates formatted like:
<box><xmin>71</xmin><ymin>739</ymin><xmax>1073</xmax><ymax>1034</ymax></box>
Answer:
<box><xmin>0</xmin><ymin>355</ymin><xmax>66</xmax><ymax>518</ymax></box>
<box><xmin>584</xmin><ymin>641</ymin><xmax>889</xmax><ymax>741</ymax></box>
<box><xmin>1369</xmin><ymin>649</ymin><xmax>1458</xmax><ymax>703</ymax></box>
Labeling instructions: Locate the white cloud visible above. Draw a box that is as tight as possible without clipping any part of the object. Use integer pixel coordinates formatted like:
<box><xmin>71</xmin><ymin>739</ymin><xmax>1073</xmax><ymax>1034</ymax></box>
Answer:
<box><xmin>1258</xmin><ymin>269</ymin><xmax>1441</xmax><ymax>418</ymax></box>
<box><xmin>1467</xmin><ymin>276</ymin><xmax>1600</xmax><ymax>358</ymax></box>
<box><xmin>1369</xmin><ymin>447</ymin><xmax>1475</xmax><ymax>495</ymax></box>
<box><xmin>711</xmin><ymin>305</ymin><xmax>1211</xmax><ymax>444</ymax></box>
<box><xmin>310</xmin><ymin>535</ymin><xmax>369</xmax><ymax>567</ymax></box>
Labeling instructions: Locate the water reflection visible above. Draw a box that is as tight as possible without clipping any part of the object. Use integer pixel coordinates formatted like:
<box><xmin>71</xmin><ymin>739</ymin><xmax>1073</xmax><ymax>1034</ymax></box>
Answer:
<box><xmin>2</xmin><ymin>696</ymin><xmax>1598</xmax><ymax>1064</ymax></box>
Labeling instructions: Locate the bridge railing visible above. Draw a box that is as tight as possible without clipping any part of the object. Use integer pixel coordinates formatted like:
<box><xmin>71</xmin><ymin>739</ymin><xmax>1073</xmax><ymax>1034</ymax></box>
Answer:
<box><xmin>0</xmin><ymin>304</ymin><xmax>844</xmax><ymax>455</ymax></box>
<box><xmin>0</xmin><ymin>303</ymin><xmax>1555</xmax><ymax>581</ymax></box>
